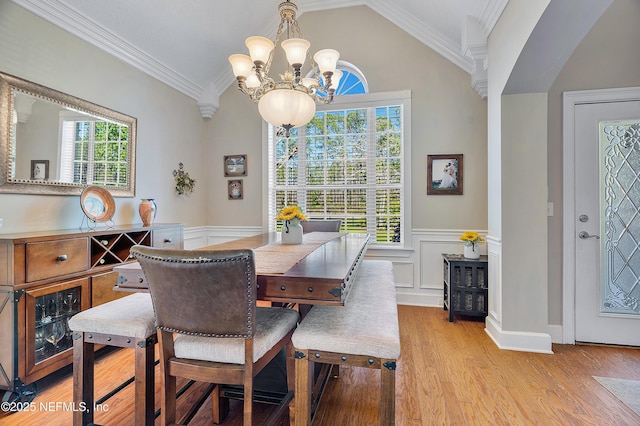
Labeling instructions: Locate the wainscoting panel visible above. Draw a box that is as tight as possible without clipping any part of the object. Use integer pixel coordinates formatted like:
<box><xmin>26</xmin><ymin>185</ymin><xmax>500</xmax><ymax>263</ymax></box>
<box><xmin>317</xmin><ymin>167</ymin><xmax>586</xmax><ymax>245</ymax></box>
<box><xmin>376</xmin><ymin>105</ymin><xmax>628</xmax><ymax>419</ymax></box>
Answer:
<box><xmin>185</xmin><ymin>226</ymin><xmax>263</xmax><ymax>249</ymax></box>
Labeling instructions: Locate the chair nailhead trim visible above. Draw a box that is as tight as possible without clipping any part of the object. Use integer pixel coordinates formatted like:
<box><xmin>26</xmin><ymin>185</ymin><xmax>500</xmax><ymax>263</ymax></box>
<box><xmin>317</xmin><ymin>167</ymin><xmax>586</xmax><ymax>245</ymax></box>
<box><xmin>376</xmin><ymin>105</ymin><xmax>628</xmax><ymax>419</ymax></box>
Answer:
<box><xmin>133</xmin><ymin>249</ymin><xmax>257</xmax><ymax>337</ymax></box>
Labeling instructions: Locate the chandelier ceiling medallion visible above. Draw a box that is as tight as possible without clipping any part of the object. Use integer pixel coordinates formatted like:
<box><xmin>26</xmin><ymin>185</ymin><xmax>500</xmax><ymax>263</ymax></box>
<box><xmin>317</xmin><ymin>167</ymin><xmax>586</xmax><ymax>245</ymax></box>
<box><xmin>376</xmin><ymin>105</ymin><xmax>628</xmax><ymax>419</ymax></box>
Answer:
<box><xmin>229</xmin><ymin>1</ymin><xmax>341</xmax><ymax>136</ymax></box>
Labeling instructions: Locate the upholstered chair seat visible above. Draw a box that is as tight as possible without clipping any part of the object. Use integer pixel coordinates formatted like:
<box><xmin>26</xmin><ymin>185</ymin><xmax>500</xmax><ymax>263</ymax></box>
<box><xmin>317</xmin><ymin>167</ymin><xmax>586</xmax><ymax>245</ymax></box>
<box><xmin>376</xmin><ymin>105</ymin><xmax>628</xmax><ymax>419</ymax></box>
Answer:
<box><xmin>173</xmin><ymin>308</ymin><xmax>298</xmax><ymax>364</ymax></box>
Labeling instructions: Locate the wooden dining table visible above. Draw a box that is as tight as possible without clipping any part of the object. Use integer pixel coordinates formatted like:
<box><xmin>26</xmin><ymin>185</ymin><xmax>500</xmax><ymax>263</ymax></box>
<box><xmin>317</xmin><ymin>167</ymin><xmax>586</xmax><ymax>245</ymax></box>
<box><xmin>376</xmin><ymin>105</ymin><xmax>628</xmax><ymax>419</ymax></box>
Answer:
<box><xmin>115</xmin><ymin>231</ymin><xmax>370</xmax><ymax>306</ymax></box>
<box><xmin>112</xmin><ymin>231</ymin><xmax>370</xmax><ymax>422</ymax></box>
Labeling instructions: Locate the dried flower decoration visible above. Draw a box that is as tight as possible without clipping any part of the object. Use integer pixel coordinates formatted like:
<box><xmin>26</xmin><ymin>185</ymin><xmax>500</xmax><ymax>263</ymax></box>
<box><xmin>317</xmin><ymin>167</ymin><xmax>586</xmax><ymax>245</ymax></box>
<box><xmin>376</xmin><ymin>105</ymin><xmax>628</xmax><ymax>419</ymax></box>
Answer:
<box><xmin>172</xmin><ymin>162</ymin><xmax>196</xmax><ymax>195</ymax></box>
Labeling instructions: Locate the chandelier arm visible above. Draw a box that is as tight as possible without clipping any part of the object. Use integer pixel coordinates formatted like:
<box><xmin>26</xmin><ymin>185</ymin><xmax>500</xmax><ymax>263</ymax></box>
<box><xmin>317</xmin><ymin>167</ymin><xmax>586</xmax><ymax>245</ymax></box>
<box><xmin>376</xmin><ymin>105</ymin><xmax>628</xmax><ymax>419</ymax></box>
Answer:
<box><xmin>265</xmin><ymin>18</ymin><xmax>287</xmax><ymax>74</ymax></box>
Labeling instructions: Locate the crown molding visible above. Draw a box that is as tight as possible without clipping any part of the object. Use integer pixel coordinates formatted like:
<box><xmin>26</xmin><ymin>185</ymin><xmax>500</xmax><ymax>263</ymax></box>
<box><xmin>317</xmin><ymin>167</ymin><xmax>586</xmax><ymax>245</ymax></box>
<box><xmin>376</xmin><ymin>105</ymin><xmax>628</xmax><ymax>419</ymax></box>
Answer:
<box><xmin>11</xmin><ymin>0</ymin><xmax>204</xmax><ymax>101</ymax></box>
<box><xmin>299</xmin><ymin>0</ymin><xmax>365</xmax><ymax>10</ymax></box>
<box><xmin>367</xmin><ymin>0</ymin><xmax>473</xmax><ymax>74</ymax></box>
<box><xmin>479</xmin><ymin>0</ymin><xmax>509</xmax><ymax>36</ymax></box>
<box><xmin>12</xmin><ymin>0</ymin><xmax>504</xmax><ymax>106</ymax></box>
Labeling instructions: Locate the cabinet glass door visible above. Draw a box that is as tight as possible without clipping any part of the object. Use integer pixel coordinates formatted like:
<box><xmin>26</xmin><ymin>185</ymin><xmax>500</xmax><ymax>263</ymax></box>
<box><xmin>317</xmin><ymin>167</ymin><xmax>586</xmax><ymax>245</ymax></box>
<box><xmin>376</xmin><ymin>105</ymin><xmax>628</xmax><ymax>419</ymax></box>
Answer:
<box><xmin>23</xmin><ymin>277</ymin><xmax>90</xmax><ymax>383</ymax></box>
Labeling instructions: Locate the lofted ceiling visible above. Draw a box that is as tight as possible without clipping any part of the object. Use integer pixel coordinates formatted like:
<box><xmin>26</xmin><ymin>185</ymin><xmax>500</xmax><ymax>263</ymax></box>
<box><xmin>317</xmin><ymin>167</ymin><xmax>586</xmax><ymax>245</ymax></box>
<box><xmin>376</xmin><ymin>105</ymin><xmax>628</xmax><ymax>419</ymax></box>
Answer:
<box><xmin>12</xmin><ymin>0</ymin><xmax>507</xmax><ymax>108</ymax></box>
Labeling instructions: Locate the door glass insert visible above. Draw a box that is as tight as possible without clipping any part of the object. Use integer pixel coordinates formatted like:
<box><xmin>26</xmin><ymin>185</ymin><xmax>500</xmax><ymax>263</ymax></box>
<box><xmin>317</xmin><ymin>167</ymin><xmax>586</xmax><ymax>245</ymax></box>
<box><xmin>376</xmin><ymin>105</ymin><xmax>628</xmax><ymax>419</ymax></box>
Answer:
<box><xmin>600</xmin><ymin>120</ymin><xmax>640</xmax><ymax>314</ymax></box>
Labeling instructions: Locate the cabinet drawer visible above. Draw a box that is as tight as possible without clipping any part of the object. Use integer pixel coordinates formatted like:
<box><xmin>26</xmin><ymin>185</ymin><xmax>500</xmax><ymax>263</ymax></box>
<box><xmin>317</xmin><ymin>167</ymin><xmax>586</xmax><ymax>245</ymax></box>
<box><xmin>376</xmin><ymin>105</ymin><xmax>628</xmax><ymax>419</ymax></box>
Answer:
<box><xmin>26</xmin><ymin>238</ymin><xmax>89</xmax><ymax>282</ymax></box>
<box><xmin>152</xmin><ymin>227</ymin><xmax>183</xmax><ymax>249</ymax></box>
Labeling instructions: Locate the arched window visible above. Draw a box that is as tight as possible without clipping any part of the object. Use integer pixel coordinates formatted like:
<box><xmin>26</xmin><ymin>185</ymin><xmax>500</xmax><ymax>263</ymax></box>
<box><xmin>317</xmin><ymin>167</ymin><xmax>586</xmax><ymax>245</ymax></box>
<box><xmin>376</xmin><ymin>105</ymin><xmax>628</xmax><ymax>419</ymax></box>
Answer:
<box><xmin>306</xmin><ymin>60</ymin><xmax>368</xmax><ymax>96</ymax></box>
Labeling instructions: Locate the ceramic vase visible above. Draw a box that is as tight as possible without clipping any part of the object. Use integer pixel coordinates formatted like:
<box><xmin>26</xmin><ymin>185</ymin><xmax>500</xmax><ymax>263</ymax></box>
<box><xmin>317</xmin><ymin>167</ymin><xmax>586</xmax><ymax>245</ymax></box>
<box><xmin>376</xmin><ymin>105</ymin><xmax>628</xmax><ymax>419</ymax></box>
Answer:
<box><xmin>463</xmin><ymin>242</ymin><xmax>480</xmax><ymax>259</ymax></box>
<box><xmin>281</xmin><ymin>218</ymin><xmax>303</xmax><ymax>244</ymax></box>
<box><xmin>139</xmin><ymin>198</ymin><xmax>157</xmax><ymax>227</ymax></box>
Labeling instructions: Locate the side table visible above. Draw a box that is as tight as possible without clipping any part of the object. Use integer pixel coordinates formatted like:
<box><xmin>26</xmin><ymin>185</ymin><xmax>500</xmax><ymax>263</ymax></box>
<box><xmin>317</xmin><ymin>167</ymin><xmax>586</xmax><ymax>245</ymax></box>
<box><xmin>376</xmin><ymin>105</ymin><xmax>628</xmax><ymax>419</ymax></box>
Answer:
<box><xmin>443</xmin><ymin>254</ymin><xmax>488</xmax><ymax>322</ymax></box>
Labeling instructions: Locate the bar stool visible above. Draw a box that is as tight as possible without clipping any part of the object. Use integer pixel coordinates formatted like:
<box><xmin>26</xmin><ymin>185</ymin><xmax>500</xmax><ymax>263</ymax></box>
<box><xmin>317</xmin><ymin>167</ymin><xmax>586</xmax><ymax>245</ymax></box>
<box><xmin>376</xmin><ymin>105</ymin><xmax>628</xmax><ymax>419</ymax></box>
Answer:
<box><xmin>68</xmin><ymin>292</ymin><xmax>156</xmax><ymax>426</ymax></box>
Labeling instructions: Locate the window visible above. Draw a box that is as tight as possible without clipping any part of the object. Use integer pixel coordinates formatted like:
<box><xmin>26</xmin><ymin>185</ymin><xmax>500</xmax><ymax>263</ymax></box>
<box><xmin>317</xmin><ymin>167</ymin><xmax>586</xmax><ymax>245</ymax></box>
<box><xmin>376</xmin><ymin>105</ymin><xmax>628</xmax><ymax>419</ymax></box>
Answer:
<box><xmin>308</xmin><ymin>60</ymin><xmax>369</xmax><ymax>96</ymax></box>
<box><xmin>267</xmin><ymin>91</ymin><xmax>411</xmax><ymax>245</ymax></box>
<box><xmin>59</xmin><ymin>112</ymin><xmax>129</xmax><ymax>186</ymax></box>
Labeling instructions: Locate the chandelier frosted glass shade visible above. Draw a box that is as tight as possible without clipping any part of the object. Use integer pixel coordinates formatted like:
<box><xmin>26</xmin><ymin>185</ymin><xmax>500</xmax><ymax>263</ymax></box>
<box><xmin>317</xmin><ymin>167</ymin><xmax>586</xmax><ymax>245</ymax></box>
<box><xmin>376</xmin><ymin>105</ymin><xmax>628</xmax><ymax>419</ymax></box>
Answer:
<box><xmin>258</xmin><ymin>89</ymin><xmax>316</xmax><ymax>129</ymax></box>
<box><xmin>314</xmin><ymin>49</ymin><xmax>340</xmax><ymax>75</ymax></box>
<box><xmin>228</xmin><ymin>1</ymin><xmax>340</xmax><ymax>135</ymax></box>
<box><xmin>228</xmin><ymin>54</ymin><xmax>253</xmax><ymax>79</ymax></box>
<box><xmin>245</xmin><ymin>36</ymin><xmax>274</xmax><ymax>66</ymax></box>
<box><xmin>281</xmin><ymin>38</ymin><xmax>310</xmax><ymax>67</ymax></box>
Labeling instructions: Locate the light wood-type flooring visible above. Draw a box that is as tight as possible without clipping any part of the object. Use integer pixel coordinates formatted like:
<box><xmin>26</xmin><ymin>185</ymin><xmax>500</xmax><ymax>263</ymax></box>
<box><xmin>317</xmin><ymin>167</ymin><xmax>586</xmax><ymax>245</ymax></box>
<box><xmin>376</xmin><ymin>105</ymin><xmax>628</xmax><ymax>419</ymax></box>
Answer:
<box><xmin>1</xmin><ymin>305</ymin><xmax>639</xmax><ymax>425</ymax></box>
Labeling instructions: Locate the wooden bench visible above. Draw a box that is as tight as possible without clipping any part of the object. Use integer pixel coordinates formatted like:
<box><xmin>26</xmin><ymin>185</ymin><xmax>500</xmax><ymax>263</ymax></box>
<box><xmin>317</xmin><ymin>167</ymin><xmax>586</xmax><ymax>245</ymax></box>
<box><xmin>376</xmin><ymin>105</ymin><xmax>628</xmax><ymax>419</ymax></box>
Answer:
<box><xmin>68</xmin><ymin>292</ymin><xmax>157</xmax><ymax>426</ymax></box>
<box><xmin>291</xmin><ymin>260</ymin><xmax>400</xmax><ymax>425</ymax></box>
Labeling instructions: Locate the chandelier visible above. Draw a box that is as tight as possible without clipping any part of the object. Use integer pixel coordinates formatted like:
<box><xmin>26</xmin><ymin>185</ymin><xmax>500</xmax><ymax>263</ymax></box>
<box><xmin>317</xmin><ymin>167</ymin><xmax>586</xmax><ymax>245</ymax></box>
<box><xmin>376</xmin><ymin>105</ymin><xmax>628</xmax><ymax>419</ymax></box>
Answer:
<box><xmin>228</xmin><ymin>1</ymin><xmax>341</xmax><ymax>136</ymax></box>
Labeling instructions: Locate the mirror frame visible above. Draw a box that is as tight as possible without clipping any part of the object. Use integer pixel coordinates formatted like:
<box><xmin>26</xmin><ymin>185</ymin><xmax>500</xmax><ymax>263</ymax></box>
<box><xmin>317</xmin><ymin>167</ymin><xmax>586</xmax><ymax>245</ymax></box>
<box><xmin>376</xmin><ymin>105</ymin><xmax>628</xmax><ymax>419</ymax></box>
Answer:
<box><xmin>0</xmin><ymin>72</ymin><xmax>137</xmax><ymax>196</ymax></box>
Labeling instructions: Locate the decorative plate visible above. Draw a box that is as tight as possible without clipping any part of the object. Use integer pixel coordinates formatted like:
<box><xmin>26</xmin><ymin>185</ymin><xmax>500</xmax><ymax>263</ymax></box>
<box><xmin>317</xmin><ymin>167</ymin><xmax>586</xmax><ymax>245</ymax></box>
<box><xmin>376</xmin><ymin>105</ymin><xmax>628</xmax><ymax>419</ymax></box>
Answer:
<box><xmin>80</xmin><ymin>186</ymin><xmax>115</xmax><ymax>222</ymax></box>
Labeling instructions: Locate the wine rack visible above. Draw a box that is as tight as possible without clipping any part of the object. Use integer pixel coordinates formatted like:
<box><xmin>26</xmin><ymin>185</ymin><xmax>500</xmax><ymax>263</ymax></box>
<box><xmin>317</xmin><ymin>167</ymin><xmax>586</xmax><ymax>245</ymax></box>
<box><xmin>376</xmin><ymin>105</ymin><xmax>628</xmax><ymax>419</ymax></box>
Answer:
<box><xmin>90</xmin><ymin>231</ymin><xmax>151</xmax><ymax>267</ymax></box>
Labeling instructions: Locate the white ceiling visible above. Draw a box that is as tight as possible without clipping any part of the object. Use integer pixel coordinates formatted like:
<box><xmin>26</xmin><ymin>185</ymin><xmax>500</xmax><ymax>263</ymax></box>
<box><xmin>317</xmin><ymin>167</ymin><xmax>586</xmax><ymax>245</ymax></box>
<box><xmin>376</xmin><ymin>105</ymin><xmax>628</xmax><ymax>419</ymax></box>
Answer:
<box><xmin>12</xmin><ymin>0</ymin><xmax>507</xmax><ymax>102</ymax></box>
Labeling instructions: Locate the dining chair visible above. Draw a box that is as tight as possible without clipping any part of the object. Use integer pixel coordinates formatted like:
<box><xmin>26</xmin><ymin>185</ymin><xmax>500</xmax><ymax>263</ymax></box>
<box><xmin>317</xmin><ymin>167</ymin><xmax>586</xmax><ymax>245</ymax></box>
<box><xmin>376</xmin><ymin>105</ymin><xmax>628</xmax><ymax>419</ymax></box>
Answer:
<box><xmin>301</xmin><ymin>219</ymin><xmax>342</xmax><ymax>233</ymax></box>
<box><xmin>130</xmin><ymin>246</ymin><xmax>299</xmax><ymax>426</ymax></box>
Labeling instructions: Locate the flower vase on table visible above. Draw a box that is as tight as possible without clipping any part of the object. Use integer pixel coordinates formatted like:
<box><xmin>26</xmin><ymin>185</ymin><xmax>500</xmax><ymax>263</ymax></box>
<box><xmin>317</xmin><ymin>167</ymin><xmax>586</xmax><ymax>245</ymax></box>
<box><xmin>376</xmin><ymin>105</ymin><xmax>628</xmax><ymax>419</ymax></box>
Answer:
<box><xmin>276</xmin><ymin>205</ymin><xmax>308</xmax><ymax>245</ymax></box>
<box><xmin>463</xmin><ymin>242</ymin><xmax>480</xmax><ymax>259</ymax></box>
<box><xmin>281</xmin><ymin>218</ymin><xmax>303</xmax><ymax>245</ymax></box>
<box><xmin>460</xmin><ymin>231</ymin><xmax>484</xmax><ymax>259</ymax></box>
<box><xmin>138</xmin><ymin>199</ymin><xmax>157</xmax><ymax>226</ymax></box>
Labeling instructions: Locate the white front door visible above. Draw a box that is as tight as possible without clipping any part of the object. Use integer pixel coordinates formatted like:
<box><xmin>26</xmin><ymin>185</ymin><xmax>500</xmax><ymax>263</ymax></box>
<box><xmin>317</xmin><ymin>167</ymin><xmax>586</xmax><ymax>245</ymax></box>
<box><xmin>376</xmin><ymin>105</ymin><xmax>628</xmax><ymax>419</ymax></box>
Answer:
<box><xmin>573</xmin><ymin>98</ymin><xmax>640</xmax><ymax>345</ymax></box>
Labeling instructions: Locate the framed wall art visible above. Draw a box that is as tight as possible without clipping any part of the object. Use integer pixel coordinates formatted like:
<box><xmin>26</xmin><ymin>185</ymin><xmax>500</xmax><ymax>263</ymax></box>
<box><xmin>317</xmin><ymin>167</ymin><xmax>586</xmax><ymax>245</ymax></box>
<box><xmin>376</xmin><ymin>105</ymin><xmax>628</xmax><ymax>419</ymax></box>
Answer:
<box><xmin>427</xmin><ymin>154</ymin><xmax>463</xmax><ymax>195</ymax></box>
<box><xmin>31</xmin><ymin>160</ymin><xmax>49</xmax><ymax>180</ymax></box>
<box><xmin>224</xmin><ymin>154</ymin><xmax>247</xmax><ymax>177</ymax></box>
<box><xmin>228</xmin><ymin>179</ymin><xmax>243</xmax><ymax>200</ymax></box>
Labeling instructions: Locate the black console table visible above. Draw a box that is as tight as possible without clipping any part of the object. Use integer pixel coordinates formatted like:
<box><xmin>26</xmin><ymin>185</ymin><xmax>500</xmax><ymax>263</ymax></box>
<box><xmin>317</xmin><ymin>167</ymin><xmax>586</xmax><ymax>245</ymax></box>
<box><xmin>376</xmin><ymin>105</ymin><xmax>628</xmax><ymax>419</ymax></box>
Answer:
<box><xmin>443</xmin><ymin>254</ymin><xmax>488</xmax><ymax>322</ymax></box>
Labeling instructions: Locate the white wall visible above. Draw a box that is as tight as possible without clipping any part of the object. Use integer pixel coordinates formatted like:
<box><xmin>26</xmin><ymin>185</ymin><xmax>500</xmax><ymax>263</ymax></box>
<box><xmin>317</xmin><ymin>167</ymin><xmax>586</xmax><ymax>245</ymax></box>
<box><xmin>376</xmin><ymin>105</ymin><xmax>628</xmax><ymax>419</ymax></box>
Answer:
<box><xmin>501</xmin><ymin>93</ymin><xmax>548</xmax><ymax>333</ymax></box>
<box><xmin>485</xmin><ymin>0</ymin><xmax>552</xmax><ymax>352</ymax></box>
<box><xmin>0</xmin><ymin>2</ymin><xmax>208</xmax><ymax>233</ymax></box>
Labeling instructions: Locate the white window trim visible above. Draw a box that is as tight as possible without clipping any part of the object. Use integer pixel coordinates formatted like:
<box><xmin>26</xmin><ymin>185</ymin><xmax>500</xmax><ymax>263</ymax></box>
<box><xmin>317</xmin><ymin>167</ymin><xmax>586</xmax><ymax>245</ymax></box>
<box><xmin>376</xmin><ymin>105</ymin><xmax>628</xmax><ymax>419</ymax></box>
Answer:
<box><xmin>262</xmin><ymin>90</ymin><xmax>412</xmax><ymax>249</ymax></box>
<box><xmin>58</xmin><ymin>111</ymin><xmax>129</xmax><ymax>186</ymax></box>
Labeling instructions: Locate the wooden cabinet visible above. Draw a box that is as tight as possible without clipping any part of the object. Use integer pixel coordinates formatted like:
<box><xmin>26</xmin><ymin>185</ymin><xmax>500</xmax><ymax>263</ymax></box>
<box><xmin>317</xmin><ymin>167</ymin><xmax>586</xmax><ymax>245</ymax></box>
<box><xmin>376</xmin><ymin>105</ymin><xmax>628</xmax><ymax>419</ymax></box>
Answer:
<box><xmin>0</xmin><ymin>224</ymin><xmax>183</xmax><ymax>398</ymax></box>
<box><xmin>443</xmin><ymin>254</ymin><xmax>488</xmax><ymax>322</ymax></box>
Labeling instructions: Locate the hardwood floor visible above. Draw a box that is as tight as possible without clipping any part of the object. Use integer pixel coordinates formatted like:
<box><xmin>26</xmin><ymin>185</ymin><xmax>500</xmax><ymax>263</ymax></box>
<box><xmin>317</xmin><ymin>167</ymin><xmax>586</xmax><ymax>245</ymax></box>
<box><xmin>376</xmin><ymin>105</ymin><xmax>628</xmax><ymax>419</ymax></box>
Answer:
<box><xmin>1</xmin><ymin>305</ymin><xmax>639</xmax><ymax>425</ymax></box>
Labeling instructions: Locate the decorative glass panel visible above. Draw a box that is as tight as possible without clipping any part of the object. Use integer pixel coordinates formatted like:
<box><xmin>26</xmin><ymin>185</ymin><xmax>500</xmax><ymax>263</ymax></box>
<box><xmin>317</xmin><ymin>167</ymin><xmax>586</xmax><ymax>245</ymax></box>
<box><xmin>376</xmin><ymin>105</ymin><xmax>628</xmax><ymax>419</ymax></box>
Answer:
<box><xmin>600</xmin><ymin>121</ymin><xmax>640</xmax><ymax>314</ymax></box>
<box><xmin>35</xmin><ymin>287</ymin><xmax>81</xmax><ymax>363</ymax></box>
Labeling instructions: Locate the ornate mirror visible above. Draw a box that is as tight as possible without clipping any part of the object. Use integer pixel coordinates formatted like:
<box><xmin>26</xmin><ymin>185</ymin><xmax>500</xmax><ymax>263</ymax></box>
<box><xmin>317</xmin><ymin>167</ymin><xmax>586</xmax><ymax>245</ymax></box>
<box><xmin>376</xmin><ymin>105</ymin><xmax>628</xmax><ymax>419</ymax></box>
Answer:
<box><xmin>0</xmin><ymin>72</ymin><xmax>136</xmax><ymax>196</ymax></box>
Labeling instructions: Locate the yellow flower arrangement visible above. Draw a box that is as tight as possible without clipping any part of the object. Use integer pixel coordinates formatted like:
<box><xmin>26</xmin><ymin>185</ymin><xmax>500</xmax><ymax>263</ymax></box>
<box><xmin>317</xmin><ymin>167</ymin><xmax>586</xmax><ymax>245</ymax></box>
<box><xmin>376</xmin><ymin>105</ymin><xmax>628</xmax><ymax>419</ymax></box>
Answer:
<box><xmin>459</xmin><ymin>231</ymin><xmax>485</xmax><ymax>246</ymax></box>
<box><xmin>276</xmin><ymin>205</ymin><xmax>308</xmax><ymax>222</ymax></box>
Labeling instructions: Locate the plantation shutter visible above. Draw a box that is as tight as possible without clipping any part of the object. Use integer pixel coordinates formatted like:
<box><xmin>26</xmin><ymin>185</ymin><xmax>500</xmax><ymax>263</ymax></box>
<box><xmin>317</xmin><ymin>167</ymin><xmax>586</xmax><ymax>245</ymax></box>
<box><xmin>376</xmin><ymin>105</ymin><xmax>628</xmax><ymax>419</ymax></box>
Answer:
<box><xmin>268</xmin><ymin>91</ymin><xmax>409</xmax><ymax>245</ymax></box>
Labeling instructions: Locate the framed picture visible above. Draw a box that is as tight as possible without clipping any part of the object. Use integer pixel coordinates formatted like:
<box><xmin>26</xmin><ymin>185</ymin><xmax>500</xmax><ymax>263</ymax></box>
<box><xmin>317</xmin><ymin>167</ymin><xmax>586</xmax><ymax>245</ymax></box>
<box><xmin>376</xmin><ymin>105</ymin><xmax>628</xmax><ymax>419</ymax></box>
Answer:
<box><xmin>31</xmin><ymin>160</ymin><xmax>49</xmax><ymax>180</ymax></box>
<box><xmin>224</xmin><ymin>154</ymin><xmax>247</xmax><ymax>177</ymax></box>
<box><xmin>427</xmin><ymin>154</ymin><xmax>463</xmax><ymax>195</ymax></box>
<box><xmin>228</xmin><ymin>179</ymin><xmax>243</xmax><ymax>200</ymax></box>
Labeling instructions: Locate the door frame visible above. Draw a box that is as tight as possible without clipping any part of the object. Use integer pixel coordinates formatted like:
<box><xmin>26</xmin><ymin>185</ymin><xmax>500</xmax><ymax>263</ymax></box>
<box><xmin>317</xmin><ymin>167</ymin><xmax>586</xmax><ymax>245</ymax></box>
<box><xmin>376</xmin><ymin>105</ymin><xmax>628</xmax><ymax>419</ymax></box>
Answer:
<box><xmin>562</xmin><ymin>86</ymin><xmax>640</xmax><ymax>344</ymax></box>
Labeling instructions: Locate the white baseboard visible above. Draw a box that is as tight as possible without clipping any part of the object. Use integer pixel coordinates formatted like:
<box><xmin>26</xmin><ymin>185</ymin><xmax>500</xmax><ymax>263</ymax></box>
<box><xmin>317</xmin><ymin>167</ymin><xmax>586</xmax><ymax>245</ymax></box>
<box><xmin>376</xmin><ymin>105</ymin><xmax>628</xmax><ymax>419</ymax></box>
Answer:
<box><xmin>547</xmin><ymin>324</ymin><xmax>563</xmax><ymax>344</ymax></box>
<box><xmin>485</xmin><ymin>316</ymin><xmax>553</xmax><ymax>354</ymax></box>
<box><xmin>396</xmin><ymin>290</ymin><xmax>441</xmax><ymax>307</ymax></box>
